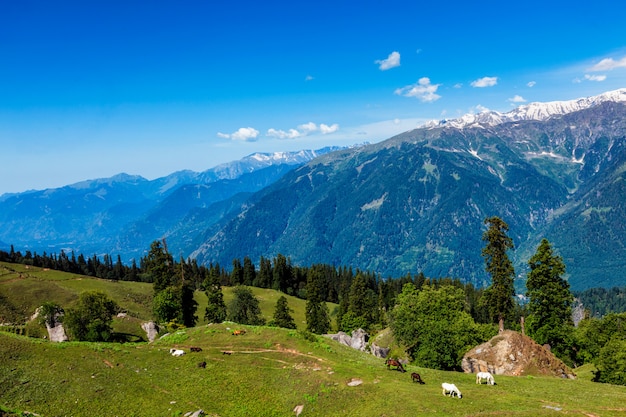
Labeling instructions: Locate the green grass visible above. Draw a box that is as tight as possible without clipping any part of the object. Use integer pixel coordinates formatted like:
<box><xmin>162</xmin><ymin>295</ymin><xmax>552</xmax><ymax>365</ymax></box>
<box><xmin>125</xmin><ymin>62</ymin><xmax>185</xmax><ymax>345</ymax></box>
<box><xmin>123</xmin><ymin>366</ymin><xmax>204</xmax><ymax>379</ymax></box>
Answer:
<box><xmin>0</xmin><ymin>262</ymin><xmax>332</xmax><ymax>339</ymax></box>
<box><xmin>3</xmin><ymin>262</ymin><xmax>626</xmax><ymax>416</ymax></box>
<box><xmin>2</xmin><ymin>327</ymin><xmax>626</xmax><ymax>417</ymax></box>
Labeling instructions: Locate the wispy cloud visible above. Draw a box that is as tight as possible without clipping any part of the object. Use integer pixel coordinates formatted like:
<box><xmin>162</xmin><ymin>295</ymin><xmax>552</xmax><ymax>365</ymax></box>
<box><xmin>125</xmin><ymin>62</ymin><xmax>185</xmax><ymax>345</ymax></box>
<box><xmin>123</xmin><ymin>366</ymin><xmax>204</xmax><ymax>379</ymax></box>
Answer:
<box><xmin>266</xmin><ymin>122</ymin><xmax>339</xmax><ymax>140</ymax></box>
<box><xmin>266</xmin><ymin>128</ymin><xmax>301</xmax><ymax>139</ymax></box>
<box><xmin>394</xmin><ymin>77</ymin><xmax>441</xmax><ymax>102</ymax></box>
<box><xmin>375</xmin><ymin>51</ymin><xmax>401</xmax><ymax>71</ymax></box>
<box><xmin>527</xmin><ymin>81</ymin><xmax>536</xmax><ymax>87</ymax></box>
<box><xmin>588</xmin><ymin>56</ymin><xmax>626</xmax><ymax>71</ymax></box>
<box><xmin>585</xmin><ymin>74</ymin><xmax>607</xmax><ymax>82</ymax></box>
<box><xmin>471</xmin><ymin>76</ymin><xmax>498</xmax><ymax>88</ymax></box>
<box><xmin>305</xmin><ymin>75</ymin><xmax>314</xmax><ymax>81</ymax></box>
<box><xmin>298</xmin><ymin>122</ymin><xmax>318</xmax><ymax>134</ymax></box>
<box><xmin>508</xmin><ymin>95</ymin><xmax>526</xmax><ymax>103</ymax></box>
<box><xmin>217</xmin><ymin>127</ymin><xmax>260</xmax><ymax>142</ymax></box>
<box><xmin>573</xmin><ymin>74</ymin><xmax>608</xmax><ymax>83</ymax></box>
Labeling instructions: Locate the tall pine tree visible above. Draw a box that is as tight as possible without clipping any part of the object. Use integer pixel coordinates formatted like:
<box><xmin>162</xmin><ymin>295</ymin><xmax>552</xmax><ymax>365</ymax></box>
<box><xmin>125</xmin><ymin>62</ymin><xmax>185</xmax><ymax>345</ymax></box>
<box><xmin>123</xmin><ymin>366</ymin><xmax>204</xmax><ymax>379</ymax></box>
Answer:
<box><xmin>204</xmin><ymin>263</ymin><xmax>227</xmax><ymax>323</ymax></box>
<box><xmin>481</xmin><ymin>216</ymin><xmax>516</xmax><ymax>331</ymax></box>
<box><xmin>305</xmin><ymin>266</ymin><xmax>331</xmax><ymax>334</ymax></box>
<box><xmin>526</xmin><ymin>238</ymin><xmax>574</xmax><ymax>361</ymax></box>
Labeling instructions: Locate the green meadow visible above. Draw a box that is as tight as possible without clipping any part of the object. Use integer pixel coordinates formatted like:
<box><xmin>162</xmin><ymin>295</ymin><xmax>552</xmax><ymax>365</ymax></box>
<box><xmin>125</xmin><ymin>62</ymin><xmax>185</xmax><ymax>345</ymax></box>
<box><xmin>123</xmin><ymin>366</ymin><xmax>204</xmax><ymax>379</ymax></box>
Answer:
<box><xmin>1</xmin><ymin>262</ymin><xmax>626</xmax><ymax>416</ymax></box>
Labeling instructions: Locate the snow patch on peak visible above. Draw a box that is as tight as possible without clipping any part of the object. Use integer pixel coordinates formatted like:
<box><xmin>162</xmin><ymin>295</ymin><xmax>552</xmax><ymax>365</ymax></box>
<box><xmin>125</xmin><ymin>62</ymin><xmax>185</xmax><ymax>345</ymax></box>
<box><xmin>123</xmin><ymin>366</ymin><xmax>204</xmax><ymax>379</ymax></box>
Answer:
<box><xmin>428</xmin><ymin>88</ymin><xmax>626</xmax><ymax>130</ymax></box>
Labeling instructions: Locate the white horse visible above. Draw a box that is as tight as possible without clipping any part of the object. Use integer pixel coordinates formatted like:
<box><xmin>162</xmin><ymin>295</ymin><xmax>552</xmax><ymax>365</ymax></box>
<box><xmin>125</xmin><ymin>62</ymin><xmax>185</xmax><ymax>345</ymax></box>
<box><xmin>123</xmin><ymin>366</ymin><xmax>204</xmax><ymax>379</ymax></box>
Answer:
<box><xmin>442</xmin><ymin>382</ymin><xmax>462</xmax><ymax>398</ymax></box>
<box><xmin>170</xmin><ymin>348</ymin><xmax>185</xmax><ymax>357</ymax></box>
<box><xmin>476</xmin><ymin>371</ymin><xmax>495</xmax><ymax>385</ymax></box>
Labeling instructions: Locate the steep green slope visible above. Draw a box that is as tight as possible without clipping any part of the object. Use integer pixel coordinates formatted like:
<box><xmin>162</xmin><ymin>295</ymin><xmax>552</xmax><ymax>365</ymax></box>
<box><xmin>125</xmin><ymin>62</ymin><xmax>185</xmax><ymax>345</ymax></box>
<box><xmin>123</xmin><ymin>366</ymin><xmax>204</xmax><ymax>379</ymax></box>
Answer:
<box><xmin>193</xmin><ymin>103</ymin><xmax>626</xmax><ymax>290</ymax></box>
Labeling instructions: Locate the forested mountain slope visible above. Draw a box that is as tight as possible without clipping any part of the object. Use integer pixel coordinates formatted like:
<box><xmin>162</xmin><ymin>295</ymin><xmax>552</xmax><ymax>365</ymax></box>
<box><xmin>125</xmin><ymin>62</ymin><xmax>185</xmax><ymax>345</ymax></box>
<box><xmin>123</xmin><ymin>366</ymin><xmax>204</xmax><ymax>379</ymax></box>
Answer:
<box><xmin>192</xmin><ymin>92</ymin><xmax>626</xmax><ymax>290</ymax></box>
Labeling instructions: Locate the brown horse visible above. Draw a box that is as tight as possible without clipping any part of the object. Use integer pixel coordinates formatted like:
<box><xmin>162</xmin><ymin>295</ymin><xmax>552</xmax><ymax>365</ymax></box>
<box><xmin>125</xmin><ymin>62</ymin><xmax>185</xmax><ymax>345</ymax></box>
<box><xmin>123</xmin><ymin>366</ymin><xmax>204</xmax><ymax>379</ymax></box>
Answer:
<box><xmin>411</xmin><ymin>372</ymin><xmax>425</xmax><ymax>384</ymax></box>
<box><xmin>232</xmin><ymin>329</ymin><xmax>246</xmax><ymax>336</ymax></box>
<box><xmin>385</xmin><ymin>358</ymin><xmax>406</xmax><ymax>373</ymax></box>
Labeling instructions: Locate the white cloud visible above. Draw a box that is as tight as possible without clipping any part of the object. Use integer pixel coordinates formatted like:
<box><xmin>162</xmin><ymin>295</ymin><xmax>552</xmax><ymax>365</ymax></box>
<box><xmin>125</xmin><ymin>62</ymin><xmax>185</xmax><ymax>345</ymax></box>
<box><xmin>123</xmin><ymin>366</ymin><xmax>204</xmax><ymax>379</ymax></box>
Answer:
<box><xmin>584</xmin><ymin>74</ymin><xmax>607</xmax><ymax>82</ymax></box>
<box><xmin>527</xmin><ymin>81</ymin><xmax>536</xmax><ymax>87</ymax></box>
<box><xmin>394</xmin><ymin>77</ymin><xmax>441</xmax><ymax>102</ymax></box>
<box><xmin>266</xmin><ymin>128</ymin><xmax>301</xmax><ymax>139</ymax></box>
<box><xmin>218</xmin><ymin>127</ymin><xmax>259</xmax><ymax>142</ymax></box>
<box><xmin>508</xmin><ymin>95</ymin><xmax>526</xmax><ymax>103</ymax></box>
<box><xmin>305</xmin><ymin>75</ymin><xmax>314</xmax><ymax>81</ymax></box>
<box><xmin>471</xmin><ymin>76</ymin><xmax>498</xmax><ymax>88</ymax></box>
<box><xmin>375</xmin><ymin>51</ymin><xmax>401</xmax><ymax>71</ymax></box>
<box><xmin>472</xmin><ymin>104</ymin><xmax>490</xmax><ymax>114</ymax></box>
<box><xmin>297</xmin><ymin>122</ymin><xmax>318</xmax><ymax>134</ymax></box>
<box><xmin>264</xmin><ymin>121</ymin><xmax>338</xmax><ymax>139</ymax></box>
<box><xmin>320</xmin><ymin>123</ymin><xmax>339</xmax><ymax>134</ymax></box>
<box><xmin>453</xmin><ymin>83</ymin><xmax>463</xmax><ymax>89</ymax></box>
<box><xmin>588</xmin><ymin>56</ymin><xmax>626</xmax><ymax>71</ymax></box>
<box><xmin>573</xmin><ymin>74</ymin><xmax>608</xmax><ymax>84</ymax></box>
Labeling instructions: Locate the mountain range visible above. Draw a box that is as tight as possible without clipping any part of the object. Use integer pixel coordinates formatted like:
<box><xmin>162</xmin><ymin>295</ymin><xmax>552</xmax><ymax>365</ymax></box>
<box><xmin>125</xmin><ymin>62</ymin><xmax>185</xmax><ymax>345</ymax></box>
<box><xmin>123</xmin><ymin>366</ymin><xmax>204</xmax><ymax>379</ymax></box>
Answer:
<box><xmin>2</xmin><ymin>90</ymin><xmax>626</xmax><ymax>290</ymax></box>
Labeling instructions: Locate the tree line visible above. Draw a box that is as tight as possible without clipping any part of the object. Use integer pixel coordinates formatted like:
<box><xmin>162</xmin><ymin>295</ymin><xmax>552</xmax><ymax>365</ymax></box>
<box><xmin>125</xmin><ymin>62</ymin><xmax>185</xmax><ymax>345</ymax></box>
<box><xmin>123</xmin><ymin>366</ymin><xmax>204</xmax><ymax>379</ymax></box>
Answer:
<box><xmin>2</xmin><ymin>216</ymin><xmax>625</xmax><ymax>385</ymax></box>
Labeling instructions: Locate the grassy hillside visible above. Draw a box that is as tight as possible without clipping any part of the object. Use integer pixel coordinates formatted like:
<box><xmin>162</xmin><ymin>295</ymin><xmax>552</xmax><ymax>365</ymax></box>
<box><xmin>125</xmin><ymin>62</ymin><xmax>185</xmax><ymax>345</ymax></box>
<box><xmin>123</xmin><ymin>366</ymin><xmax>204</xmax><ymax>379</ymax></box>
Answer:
<box><xmin>3</xmin><ymin>261</ymin><xmax>626</xmax><ymax>416</ymax></box>
<box><xmin>0</xmin><ymin>262</ymin><xmax>329</xmax><ymax>338</ymax></box>
<box><xmin>2</xmin><ymin>326</ymin><xmax>626</xmax><ymax>417</ymax></box>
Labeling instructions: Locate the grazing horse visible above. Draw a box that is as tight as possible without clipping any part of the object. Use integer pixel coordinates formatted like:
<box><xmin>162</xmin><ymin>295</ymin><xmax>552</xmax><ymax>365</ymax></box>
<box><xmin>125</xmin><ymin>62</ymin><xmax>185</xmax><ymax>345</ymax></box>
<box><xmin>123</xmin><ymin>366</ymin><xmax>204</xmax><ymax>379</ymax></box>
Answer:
<box><xmin>411</xmin><ymin>372</ymin><xmax>425</xmax><ymax>384</ymax></box>
<box><xmin>232</xmin><ymin>329</ymin><xmax>246</xmax><ymax>336</ymax></box>
<box><xmin>169</xmin><ymin>348</ymin><xmax>185</xmax><ymax>357</ymax></box>
<box><xmin>476</xmin><ymin>371</ymin><xmax>495</xmax><ymax>385</ymax></box>
<box><xmin>442</xmin><ymin>382</ymin><xmax>462</xmax><ymax>398</ymax></box>
<box><xmin>190</xmin><ymin>347</ymin><xmax>203</xmax><ymax>352</ymax></box>
<box><xmin>385</xmin><ymin>358</ymin><xmax>406</xmax><ymax>373</ymax></box>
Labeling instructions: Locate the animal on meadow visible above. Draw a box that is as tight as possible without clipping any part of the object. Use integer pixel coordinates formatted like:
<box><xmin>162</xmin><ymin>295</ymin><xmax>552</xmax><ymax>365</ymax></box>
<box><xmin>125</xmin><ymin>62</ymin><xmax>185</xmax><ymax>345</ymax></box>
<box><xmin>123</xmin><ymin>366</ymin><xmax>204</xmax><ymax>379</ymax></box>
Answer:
<box><xmin>442</xmin><ymin>383</ymin><xmax>462</xmax><ymax>398</ymax></box>
<box><xmin>197</xmin><ymin>361</ymin><xmax>206</xmax><ymax>368</ymax></box>
<box><xmin>385</xmin><ymin>358</ymin><xmax>406</xmax><ymax>373</ymax></box>
<box><xmin>190</xmin><ymin>347</ymin><xmax>203</xmax><ymax>352</ymax></box>
<box><xmin>411</xmin><ymin>372</ymin><xmax>425</xmax><ymax>384</ymax></box>
<box><xmin>476</xmin><ymin>371</ymin><xmax>496</xmax><ymax>385</ymax></box>
<box><xmin>222</xmin><ymin>351</ymin><xmax>233</xmax><ymax>355</ymax></box>
<box><xmin>232</xmin><ymin>329</ymin><xmax>246</xmax><ymax>336</ymax></box>
<box><xmin>169</xmin><ymin>348</ymin><xmax>185</xmax><ymax>357</ymax></box>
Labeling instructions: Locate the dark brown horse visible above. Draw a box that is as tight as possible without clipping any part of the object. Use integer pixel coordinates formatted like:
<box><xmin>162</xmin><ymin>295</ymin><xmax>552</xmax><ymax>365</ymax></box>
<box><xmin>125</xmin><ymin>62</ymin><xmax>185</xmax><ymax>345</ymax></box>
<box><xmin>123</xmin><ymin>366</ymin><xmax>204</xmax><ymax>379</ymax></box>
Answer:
<box><xmin>411</xmin><ymin>372</ymin><xmax>425</xmax><ymax>384</ymax></box>
<box><xmin>385</xmin><ymin>358</ymin><xmax>406</xmax><ymax>373</ymax></box>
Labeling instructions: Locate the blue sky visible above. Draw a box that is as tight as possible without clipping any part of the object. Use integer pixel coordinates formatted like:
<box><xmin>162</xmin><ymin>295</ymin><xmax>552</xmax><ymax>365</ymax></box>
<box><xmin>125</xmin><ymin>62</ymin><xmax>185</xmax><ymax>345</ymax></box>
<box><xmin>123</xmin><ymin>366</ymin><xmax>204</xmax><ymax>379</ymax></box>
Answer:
<box><xmin>2</xmin><ymin>0</ymin><xmax>626</xmax><ymax>195</ymax></box>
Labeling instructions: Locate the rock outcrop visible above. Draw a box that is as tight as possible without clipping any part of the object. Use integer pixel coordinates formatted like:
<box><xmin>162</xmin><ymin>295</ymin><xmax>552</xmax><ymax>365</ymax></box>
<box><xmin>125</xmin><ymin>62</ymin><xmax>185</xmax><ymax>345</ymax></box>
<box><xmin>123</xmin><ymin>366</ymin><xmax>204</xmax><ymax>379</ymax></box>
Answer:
<box><xmin>141</xmin><ymin>321</ymin><xmax>159</xmax><ymax>343</ymax></box>
<box><xmin>462</xmin><ymin>330</ymin><xmax>575</xmax><ymax>379</ymax></box>
<box><xmin>326</xmin><ymin>328</ymin><xmax>390</xmax><ymax>358</ymax></box>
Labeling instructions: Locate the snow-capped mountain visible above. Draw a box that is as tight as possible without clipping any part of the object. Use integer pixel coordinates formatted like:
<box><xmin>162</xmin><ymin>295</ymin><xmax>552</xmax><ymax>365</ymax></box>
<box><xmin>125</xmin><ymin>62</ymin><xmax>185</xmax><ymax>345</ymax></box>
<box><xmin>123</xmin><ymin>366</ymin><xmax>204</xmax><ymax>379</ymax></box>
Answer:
<box><xmin>427</xmin><ymin>88</ymin><xmax>626</xmax><ymax>129</ymax></box>
<box><xmin>196</xmin><ymin>147</ymin><xmax>347</xmax><ymax>183</ymax></box>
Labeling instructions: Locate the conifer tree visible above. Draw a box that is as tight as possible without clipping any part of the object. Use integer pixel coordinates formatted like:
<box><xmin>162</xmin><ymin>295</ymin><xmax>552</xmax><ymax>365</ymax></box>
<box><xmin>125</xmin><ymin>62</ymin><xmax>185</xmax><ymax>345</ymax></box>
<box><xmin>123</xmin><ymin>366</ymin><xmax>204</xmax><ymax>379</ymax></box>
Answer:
<box><xmin>270</xmin><ymin>295</ymin><xmax>296</xmax><ymax>329</ymax></box>
<box><xmin>305</xmin><ymin>266</ymin><xmax>331</xmax><ymax>334</ymax></box>
<box><xmin>243</xmin><ymin>256</ymin><xmax>256</xmax><ymax>286</ymax></box>
<box><xmin>227</xmin><ymin>286</ymin><xmax>265</xmax><ymax>325</ymax></box>
<box><xmin>526</xmin><ymin>238</ymin><xmax>574</xmax><ymax>359</ymax></box>
<box><xmin>481</xmin><ymin>216</ymin><xmax>516</xmax><ymax>331</ymax></box>
<box><xmin>204</xmin><ymin>263</ymin><xmax>227</xmax><ymax>323</ymax></box>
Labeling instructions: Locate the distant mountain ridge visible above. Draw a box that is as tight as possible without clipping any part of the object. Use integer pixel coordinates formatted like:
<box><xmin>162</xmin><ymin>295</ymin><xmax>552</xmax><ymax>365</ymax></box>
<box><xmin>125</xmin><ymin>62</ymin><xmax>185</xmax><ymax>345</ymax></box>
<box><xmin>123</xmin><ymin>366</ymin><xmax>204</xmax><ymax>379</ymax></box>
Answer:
<box><xmin>0</xmin><ymin>146</ymin><xmax>345</xmax><ymax>260</ymax></box>
<box><xmin>3</xmin><ymin>90</ymin><xmax>626</xmax><ymax>291</ymax></box>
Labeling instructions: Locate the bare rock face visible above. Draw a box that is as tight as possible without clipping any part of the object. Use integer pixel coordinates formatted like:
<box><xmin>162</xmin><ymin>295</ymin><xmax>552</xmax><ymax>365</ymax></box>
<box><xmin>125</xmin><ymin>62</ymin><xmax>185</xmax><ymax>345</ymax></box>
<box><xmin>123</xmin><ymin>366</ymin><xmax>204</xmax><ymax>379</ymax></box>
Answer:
<box><xmin>462</xmin><ymin>330</ymin><xmax>575</xmax><ymax>379</ymax></box>
<box><xmin>46</xmin><ymin>320</ymin><xmax>69</xmax><ymax>342</ymax></box>
<box><xmin>326</xmin><ymin>328</ymin><xmax>390</xmax><ymax>358</ymax></box>
<box><xmin>141</xmin><ymin>321</ymin><xmax>159</xmax><ymax>343</ymax></box>
<box><xmin>36</xmin><ymin>308</ymin><xmax>68</xmax><ymax>342</ymax></box>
